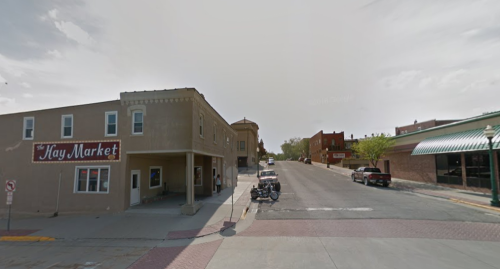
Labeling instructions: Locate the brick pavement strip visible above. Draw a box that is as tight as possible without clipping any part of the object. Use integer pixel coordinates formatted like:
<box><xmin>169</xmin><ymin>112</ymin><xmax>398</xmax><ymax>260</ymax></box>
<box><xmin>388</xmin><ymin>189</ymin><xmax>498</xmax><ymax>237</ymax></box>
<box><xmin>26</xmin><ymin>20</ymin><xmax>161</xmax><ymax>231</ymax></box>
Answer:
<box><xmin>237</xmin><ymin>219</ymin><xmax>500</xmax><ymax>241</ymax></box>
<box><xmin>167</xmin><ymin>218</ymin><xmax>237</xmax><ymax>240</ymax></box>
<box><xmin>128</xmin><ymin>239</ymin><xmax>223</xmax><ymax>269</ymax></box>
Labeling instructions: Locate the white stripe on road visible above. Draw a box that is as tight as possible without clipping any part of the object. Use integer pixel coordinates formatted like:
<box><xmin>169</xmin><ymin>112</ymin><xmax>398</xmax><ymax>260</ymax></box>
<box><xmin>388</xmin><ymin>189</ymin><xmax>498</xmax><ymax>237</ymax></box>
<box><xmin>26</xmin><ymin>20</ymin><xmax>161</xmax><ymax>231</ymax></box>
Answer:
<box><xmin>305</xmin><ymin>207</ymin><xmax>373</xmax><ymax>211</ymax></box>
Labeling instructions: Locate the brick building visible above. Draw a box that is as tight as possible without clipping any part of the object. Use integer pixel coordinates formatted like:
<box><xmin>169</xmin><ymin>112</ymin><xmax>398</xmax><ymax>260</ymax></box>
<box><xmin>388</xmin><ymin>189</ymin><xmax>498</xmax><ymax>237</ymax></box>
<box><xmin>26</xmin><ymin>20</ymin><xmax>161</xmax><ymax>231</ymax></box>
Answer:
<box><xmin>309</xmin><ymin>130</ymin><xmax>352</xmax><ymax>164</ymax></box>
<box><xmin>375</xmin><ymin>111</ymin><xmax>500</xmax><ymax>193</ymax></box>
<box><xmin>395</xmin><ymin>119</ymin><xmax>460</xmax><ymax>135</ymax></box>
<box><xmin>0</xmin><ymin>88</ymin><xmax>238</xmax><ymax>216</ymax></box>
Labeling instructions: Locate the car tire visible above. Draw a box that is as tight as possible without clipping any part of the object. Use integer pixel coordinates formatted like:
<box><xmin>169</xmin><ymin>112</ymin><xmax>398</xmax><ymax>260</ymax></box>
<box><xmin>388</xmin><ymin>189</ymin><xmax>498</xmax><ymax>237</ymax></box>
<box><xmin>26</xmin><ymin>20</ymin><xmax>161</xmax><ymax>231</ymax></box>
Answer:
<box><xmin>258</xmin><ymin>183</ymin><xmax>263</xmax><ymax>189</ymax></box>
<box><xmin>251</xmin><ymin>191</ymin><xmax>259</xmax><ymax>200</ymax></box>
<box><xmin>364</xmin><ymin>178</ymin><xmax>369</xmax><ymax>186</ymax></box>
<box><xmin>383</xmin><ymin>183</ymin><xmax>389</xmax><ymax>187</ymax></box>
<box><xmin>275</xmin><ymin>182</ymin><xmax>281</xmax><ymax>192</ymax></box>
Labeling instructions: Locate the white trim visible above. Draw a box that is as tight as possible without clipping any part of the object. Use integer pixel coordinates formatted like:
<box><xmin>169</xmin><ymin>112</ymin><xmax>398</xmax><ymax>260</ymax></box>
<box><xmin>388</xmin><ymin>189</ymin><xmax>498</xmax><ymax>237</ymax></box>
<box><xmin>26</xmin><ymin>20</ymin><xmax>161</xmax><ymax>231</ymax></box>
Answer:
<box><xmin>126</xmin><ymin>149</ymin><xmax>225</xmax><ymax>158</ymax></box>
<box><xmin>130</xmin><ymin>170</ymin><xmax>141</xmax><ymax>206</ymax></box>
<box><xmin>149</xmin><ymin>166</ymin><xmax>162</xmax><ymax>189</ymax></box>
<box><xmin>223</xmin><ymin>130</ymin><xmax>227</xmax><ymax>148</ymax></box>
<box><xmin>132</xmin><ymin>110</ymin><xmax>144</xmax><ymax>135</ymax></box>
<box><xmin>105</xmin><ymin>111</ymin><xmax>118</xmax><ymax>137</ymax></box>
<box><xmin>194</xmin><ymin>166</ymin><xmax>203</xmax><ymax>186</ymax></box>
<box><xmin>23</xmin><ymin>116</ymin><xmax>34</xmax><ymax>140</ymax></box>
<box><xmin>74</xmin><ymin>165</ymin><xmax>111</xmax><ymax>194</ymax></box>
<box><xmin>61</xmin><ymin>114</ymin><xmax>73</xmax><ymax>139</ymax></box>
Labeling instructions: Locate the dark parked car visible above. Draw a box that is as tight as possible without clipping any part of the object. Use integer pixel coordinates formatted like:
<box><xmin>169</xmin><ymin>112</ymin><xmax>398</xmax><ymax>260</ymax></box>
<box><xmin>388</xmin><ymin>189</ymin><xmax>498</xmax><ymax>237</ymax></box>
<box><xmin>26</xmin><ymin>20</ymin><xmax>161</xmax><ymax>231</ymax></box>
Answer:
<box><xmin>304</xmin><ymin>158</ymin><xmax>311</xmax><ymax>164</ymax></box>
<box><xmin>351</xmin><ymin>167</ymin><xmax>391</xmax><ymax>187</ymax></box>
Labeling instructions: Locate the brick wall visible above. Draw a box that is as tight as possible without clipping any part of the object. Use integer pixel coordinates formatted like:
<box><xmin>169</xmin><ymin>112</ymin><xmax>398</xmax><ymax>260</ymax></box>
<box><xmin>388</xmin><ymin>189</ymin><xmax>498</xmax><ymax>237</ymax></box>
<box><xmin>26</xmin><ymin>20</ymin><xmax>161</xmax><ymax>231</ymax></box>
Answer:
<box><xmin>374</xmin><ymin>151</ymin><xmax>436</xmax><ymax>184</ymax></box>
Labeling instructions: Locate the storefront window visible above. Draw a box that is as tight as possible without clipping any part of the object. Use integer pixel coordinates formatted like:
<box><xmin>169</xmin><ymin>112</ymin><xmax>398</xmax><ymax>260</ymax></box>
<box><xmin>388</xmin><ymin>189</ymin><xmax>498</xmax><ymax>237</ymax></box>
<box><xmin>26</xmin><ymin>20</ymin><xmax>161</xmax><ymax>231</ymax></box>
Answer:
<box><xmin>435</xmin><ymin>154</ymin><xmax>463</xmax><ymax>185</ymax></box>
<box><xmin>465</xmin><ymin>153</ymin><xmax>491</xmax><ymax>189</ymax></box>
<box><xmin>75</xmin><ymin>166</ymin><xmax>110</xmax><ymax>193</ymax></box>
<box><xmin>150</xmin><ymin>167</ymin><xmax>161</xmax><ymax>188</ymax></box>
<box><xmin>194</xmin><ymin>166</ymin><xmax>202</xmax><ymax>186</ymax></box>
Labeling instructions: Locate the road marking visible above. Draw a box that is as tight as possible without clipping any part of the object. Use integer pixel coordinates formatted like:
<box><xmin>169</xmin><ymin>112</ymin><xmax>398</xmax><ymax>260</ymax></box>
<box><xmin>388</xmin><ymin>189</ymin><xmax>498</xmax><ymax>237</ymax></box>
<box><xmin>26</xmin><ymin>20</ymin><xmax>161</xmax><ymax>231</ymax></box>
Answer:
<box><xmin>0</xmin><ymin>236</ymin><xmax>55</xmax><ymax>242</ymax></box>
<box><xmin>257</xmin><ymin>207</ymin><xmax>373</xmax><ymax>213</ymax></box>
<box><xmin>305</xmin><ymin>207</ymin><xmax>373</xmax><ymax>211</ymax></box>
<box><xmin>485</xmin><ymin>213</ymin><xmax>500</xmax><ymax>218</ymax></box>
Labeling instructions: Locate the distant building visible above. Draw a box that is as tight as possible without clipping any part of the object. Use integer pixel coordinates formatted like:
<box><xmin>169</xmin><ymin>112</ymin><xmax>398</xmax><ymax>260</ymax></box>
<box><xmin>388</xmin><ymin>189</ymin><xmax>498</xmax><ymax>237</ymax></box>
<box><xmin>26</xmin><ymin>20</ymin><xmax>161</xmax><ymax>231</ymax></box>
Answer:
<box><xmin>231</xmin><ymin>118</ymin><xmax>259</xmax><ymax>167</ymax></box>
<box><xmin>395</xmin><ymin>119</ymin><xmax>460</xmax><ymax>135</ymax></box>
<box><xmin>309</xmin><ymin>130</ymin><xmax>352</xmax><ymax>164</ymax></box>
<box><xmin>375</xmin><ymin>111</ymin><xmax>500</xmax><ymax>192</ymax></box>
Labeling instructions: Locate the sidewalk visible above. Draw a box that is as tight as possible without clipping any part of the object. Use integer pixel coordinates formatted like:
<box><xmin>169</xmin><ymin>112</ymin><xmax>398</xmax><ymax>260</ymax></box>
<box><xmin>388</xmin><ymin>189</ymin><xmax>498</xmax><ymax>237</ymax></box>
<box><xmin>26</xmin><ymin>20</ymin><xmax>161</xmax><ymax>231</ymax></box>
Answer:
<box><xmin>311</xmin><ymin>161</ymin><xmax>499</xmax><ymax>213</ymax></box>
<box><xmin>0</xmin><ymin>169</ymin><xmax>260</xmax><ymax>241</ymax></box>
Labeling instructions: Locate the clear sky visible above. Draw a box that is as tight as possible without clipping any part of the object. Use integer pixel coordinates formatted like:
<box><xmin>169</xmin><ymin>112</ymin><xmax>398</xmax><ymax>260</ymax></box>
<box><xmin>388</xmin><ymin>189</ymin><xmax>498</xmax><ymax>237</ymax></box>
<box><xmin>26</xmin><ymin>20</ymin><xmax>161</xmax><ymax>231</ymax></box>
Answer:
<box><xmin>1</xmin><ymin>0</ymin><xmax>500</xmax><ymax>153</ymax></box>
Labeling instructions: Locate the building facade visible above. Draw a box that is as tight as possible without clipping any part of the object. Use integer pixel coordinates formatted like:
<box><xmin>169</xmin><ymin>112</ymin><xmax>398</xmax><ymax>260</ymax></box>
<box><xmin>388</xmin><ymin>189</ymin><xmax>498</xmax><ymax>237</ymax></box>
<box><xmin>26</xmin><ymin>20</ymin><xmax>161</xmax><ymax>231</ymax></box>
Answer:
<box><xmin>395</xmin><ymin>119</ymin><xmax>460</xmax><ymax>135</ymax></box>
<box><xmin>231</xmin><ymin>118</ymin><xmax>259</xmax><ymax>167</ymax></box>
<box><xmin>309</xmin><ymin>130</ymin><xmax>352</xmax><ymax>164</ymax></box>
<box><xmin>0</xmin><ymin>88</ymin><xmax>238</xmax><ymax>216</ymax></box>
<box><xmin>375</xmin><ymin>112</ymin><xmax>500</xmax><ymax>193</ymax></box>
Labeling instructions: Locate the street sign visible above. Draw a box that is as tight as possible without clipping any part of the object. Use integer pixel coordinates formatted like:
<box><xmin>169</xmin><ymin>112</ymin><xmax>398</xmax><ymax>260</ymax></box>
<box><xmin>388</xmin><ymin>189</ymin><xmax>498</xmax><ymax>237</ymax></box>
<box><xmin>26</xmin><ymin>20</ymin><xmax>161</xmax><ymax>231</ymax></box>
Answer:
<box><xmin>6</xmin><ymin>192</ymin><xmax>13</xmax><ymax>205</ymax></box>
<box><xmin>5</xmin><ymin>180</ymin><xmax>16</xmax><ymax>192</ymax></box>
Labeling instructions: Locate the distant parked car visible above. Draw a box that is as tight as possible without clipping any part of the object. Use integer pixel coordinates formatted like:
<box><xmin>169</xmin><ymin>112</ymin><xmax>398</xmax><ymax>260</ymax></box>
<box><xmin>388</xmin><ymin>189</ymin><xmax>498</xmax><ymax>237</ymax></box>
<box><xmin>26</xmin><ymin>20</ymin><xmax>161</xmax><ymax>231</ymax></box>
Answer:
<box><xmin>268</xmin><ymin>158</ymin><xmax>275</xmax><ymax>165</ymax></box>
<box><xmin>304</xmin><ymin>158</ymin><xmax>311</xmax><ymax>164</ymax></box>
<box><xmin>298</xmin><ymin>157</ymin><xmax>304</xmax><ymax>162</ymax></box>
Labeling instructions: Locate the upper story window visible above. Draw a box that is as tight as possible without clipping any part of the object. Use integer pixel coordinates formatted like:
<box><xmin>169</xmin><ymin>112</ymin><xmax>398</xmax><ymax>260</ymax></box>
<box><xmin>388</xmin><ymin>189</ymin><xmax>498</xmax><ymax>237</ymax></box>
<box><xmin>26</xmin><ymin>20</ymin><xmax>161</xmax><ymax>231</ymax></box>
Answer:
<box><xmin>240</xmin><ymin>141</ymin><xmax>245</xmax><ymax>151</ymax></box>
<box><xmin>199</xmin><ymin>114</ymin><xmax>204</xmax><ymax>137</ymax></box>
<box><xmin>132</xmin><ymin>111</ymin><xmax>143</xmax><ymax>135</ymax></box>
<box><xmin>61</xmin><ymin>115</ymin><xmax>73</xmax><ymax>138</ymax></box>
<box><xmin>331</xmin><ymin>139</ymin><xmax>335</xmax><ymax>146</ymax></box>
<box><xmin>213</xmin><ymin>123</ymin><xmax>217</xmax><ymax>143</ymax></box>
<box><xmin>105</xmin><ymin>111</ymin><xmax>118</xmax><ymax>136</ymax></box>
<box><xmin>23</xmin><ymin>117</ymin><xmax>34</xmax><ymax>140</ymax></box>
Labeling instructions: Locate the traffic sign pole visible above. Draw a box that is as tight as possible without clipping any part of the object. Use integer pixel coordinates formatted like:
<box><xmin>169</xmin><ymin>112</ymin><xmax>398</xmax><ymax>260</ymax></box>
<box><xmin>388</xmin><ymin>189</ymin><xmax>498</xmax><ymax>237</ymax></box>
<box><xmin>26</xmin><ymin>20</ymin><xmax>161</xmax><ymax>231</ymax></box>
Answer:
<box><xmin>7</xmin><ymin>204</ymin><xmax>11</xmax><ymax>231</ymax></box>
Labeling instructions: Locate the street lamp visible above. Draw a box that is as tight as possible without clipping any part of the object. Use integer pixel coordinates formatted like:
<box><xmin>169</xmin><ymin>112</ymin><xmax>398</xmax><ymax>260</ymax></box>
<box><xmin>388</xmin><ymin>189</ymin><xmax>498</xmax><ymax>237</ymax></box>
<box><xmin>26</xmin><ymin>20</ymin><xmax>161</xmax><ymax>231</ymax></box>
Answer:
<box><xmin>326</xmin><ymin>147</ymin><xmax>330</xmax><ymax>168</ymax></box>
<box><xmin>257</xmin><ymin>147</ymin><xmax>260</xmax><ymax>178</ymax></box>
<box><xmin>484</xmin><ymin>125</ymin><xmax>499</xmax><ymax>207</ymax></box>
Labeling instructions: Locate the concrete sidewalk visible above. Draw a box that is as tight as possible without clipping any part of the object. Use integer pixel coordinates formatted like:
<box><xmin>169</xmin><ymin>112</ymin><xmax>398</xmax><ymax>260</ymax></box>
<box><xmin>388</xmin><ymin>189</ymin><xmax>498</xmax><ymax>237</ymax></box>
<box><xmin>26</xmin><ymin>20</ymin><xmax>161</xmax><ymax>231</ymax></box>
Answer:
<box><xmin>0</xmin><ymin>169</ymin><xmax>260</xmax><ymax>241</ymax></box>
<box><xmin>310</xmin><ymin>161</ymin><xmax>499</xmax><ymax>213</ymax></box>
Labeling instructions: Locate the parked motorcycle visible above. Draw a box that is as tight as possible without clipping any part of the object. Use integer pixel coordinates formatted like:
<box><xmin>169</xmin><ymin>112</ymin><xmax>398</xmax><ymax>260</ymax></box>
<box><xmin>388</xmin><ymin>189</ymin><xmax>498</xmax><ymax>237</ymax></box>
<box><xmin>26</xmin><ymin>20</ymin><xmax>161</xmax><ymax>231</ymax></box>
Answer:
<box><xmin>250</xmin><ymin>181</ymin><xmax>279</xmax><ymax>201</ymax></box>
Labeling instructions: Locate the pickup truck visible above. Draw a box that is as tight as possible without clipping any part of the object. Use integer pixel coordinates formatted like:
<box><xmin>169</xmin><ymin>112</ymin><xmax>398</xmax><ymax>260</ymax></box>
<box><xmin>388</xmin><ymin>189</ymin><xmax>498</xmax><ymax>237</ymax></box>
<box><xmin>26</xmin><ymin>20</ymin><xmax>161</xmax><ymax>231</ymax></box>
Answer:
<box><xmin>351</xmin><ymin>167</ymin><xmax>391</xmax><ymax>187</ymax></box>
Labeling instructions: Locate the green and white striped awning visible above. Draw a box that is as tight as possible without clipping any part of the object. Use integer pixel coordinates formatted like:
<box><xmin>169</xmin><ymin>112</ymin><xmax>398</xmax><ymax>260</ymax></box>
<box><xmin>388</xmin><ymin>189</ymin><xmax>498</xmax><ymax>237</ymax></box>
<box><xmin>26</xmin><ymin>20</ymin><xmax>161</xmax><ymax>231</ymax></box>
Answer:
<box><xmin>411</xmin><ymin>125</ymin><xmax>500</xmax><ymax>155</ymax></box>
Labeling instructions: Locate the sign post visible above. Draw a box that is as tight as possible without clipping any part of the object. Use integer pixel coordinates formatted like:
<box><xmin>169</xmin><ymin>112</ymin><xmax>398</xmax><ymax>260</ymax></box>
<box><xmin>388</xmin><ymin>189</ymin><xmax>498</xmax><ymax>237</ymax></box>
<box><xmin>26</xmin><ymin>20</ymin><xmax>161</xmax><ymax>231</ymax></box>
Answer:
<box><xmin>5</xmin><ymin>180</ymin><xmax>16</xmax><ymax>231</ymax></box>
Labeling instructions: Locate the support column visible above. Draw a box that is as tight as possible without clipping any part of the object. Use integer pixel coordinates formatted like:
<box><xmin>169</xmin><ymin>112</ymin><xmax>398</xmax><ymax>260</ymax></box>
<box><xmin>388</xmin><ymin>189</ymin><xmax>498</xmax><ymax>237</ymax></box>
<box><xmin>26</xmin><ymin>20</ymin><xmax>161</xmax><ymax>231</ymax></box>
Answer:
<box><xmin>461</xmin><ymin>153</ymin><xmax>467</xmax><ymax>188</ymax></box>
<box><xmin>181</xmin><ymin>152</ymin><xmax>202</xmax><ymax>215</ymax></box>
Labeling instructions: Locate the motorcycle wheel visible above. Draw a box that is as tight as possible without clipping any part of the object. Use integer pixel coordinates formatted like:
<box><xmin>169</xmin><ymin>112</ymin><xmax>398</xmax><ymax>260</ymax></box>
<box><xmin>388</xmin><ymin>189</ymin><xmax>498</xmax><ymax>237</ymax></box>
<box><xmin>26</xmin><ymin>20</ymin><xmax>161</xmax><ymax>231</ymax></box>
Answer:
<box><xmin>251</xmin><ymin>191</ymin><xmax>259</xmax><ymax>200</ymax></box>
<box><xmin>270</xmin><ymin>192</ymin><xmax>279</xmax><ymax>201</ymax></box>
<box><xmin>275</xmin><ymin>182</ymin><xmax>281</xmax><ymax>192</ymax></box>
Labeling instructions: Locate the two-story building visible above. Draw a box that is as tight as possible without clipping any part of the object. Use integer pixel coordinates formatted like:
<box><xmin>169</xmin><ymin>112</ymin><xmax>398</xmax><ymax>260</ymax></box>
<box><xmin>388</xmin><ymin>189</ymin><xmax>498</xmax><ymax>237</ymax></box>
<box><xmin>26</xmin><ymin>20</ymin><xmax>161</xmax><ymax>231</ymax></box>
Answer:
<box><xmin>231</xmin><ymin>118</ymin><xmax>259</xmax><ymax>167</ymax></box>
<box><xmin>309</xmin><ymin>130</ymin><xmax>352</xmax><ymax>164</ymax></box>
<box><xmin>0</xmin><ymin>88</ymin><xmax>237</xmax><ymax>216</ymax></box>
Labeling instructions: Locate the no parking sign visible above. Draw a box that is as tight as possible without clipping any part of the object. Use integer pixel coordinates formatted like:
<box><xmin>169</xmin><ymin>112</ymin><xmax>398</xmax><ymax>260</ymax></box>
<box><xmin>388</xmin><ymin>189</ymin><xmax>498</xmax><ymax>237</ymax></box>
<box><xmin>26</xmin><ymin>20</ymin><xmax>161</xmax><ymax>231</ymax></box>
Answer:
<box><xmin>5</xmin><ymin>180</ymin><xmax>16</xmax><ymax>192</ymax></box>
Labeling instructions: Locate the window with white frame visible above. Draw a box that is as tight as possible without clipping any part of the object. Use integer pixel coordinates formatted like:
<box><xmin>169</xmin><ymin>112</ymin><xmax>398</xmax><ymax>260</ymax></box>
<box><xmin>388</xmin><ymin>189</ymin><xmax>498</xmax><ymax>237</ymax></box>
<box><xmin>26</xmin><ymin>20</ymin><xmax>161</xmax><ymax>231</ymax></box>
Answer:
<box><xmin>149</xmin><ymin>166</ymin><xmax>162</xmax><ymax>188</ymax></box>
<box><xmin>75</xmin><ymin>166</ymin><xmax>110</xmax><ymax>193</ymax></box>
<box><xmin>199</xmin><ymin>114</ymin><xmax>204</xmax><ymax>137</ymax></box>
<box><xmin>132</xmin><ymin>111</ymin><xmax>143</xmax><ymax>134</ymax></box>
<box><xmin>23</xmin><ymin>117</ymin><xmax>34</xmax><ymax>140</ymax></box>
<box><xmin>105</xmin><ymin>111</ymin><xmax>118</xmax><ymax>136</ymax></box>
<box><xmin>240</xmin><ymin>141</ymin><xmax>245</xmax><ymax>151</ymax></box>
<box><xmin>213</xmin><ymin>123</ymin><xmax>217</xmax><ymax>143</ymax></box>
<box><xmin>61</xmin><ymin>115</ymin><xmax>73</xmax><ymax>138</ymax></box>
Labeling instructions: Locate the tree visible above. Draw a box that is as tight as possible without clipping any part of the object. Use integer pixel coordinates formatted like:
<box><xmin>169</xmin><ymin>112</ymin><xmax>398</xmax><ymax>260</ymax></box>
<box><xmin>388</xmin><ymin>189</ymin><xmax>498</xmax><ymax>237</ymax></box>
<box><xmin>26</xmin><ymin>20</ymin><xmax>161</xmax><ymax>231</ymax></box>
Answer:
<box><xmin>258</xmin><ymin>139</ymin><xmax>267</xmax><ymax>159</ymax></box>
<box><xmin>281</xmin><ymin>137</ymin><xmax>302</xmax><ymax>159</ymax></box>
<box><xmin>351</xmin><ymin>133</ymin><xmax>395</xmax><ymax>168</ymax></box>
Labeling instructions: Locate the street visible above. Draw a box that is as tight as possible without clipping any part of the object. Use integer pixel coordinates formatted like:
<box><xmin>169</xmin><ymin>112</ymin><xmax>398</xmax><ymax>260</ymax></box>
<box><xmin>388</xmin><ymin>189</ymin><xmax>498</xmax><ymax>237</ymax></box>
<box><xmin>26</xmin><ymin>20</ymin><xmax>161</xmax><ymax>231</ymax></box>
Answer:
<box><xmin>3</xmin><ymin>161</ymin><xmax>500</xmax><ymax>268</ymax></box>
<box><xmin>206</xmin><ymin>161</ymin><xmax>500</xmax><ymax>269</ymax></box>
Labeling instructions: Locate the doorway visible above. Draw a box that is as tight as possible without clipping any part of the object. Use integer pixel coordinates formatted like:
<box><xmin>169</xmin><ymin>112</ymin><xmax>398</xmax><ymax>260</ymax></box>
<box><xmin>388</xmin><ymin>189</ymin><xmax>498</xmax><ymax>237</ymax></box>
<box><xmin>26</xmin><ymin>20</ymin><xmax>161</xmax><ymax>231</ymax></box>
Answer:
<box><xmin>212</xmin><ymin>167</ymin><xmax>217</xmax><ymax>193</ymax></box>
<box><xmin>384</xmin><ymin>160</ymin><xmax>390</xmax><ymax>174</ymax></box>
<box><xmin>130</xmin><ymin>170</ymin><xmax>141</xmax><ymax>206</ymax></box>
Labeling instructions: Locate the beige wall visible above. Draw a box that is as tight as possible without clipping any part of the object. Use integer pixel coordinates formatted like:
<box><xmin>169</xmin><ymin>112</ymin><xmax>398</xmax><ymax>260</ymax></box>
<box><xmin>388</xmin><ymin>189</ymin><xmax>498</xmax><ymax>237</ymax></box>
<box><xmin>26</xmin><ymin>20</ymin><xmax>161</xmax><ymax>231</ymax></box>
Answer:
<box><xmin>0</xmin><ymin>88</ymin><xmax>238</xmax><ymax>215</ymax></box>
<box><xmin>232</xmin><ymin>123</ymin><xmax>259</xmax><ymax>166</ymax></box>
<box><xmin>0</xmin><ymin>101</ymin><xmax>127</xmax><ymax>215</ymax></box>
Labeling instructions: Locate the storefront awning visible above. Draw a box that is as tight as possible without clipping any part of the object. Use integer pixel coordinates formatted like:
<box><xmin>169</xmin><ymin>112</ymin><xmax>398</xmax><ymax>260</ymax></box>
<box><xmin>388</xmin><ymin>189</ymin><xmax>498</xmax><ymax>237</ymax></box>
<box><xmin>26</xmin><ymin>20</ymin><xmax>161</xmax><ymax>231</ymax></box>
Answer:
<box><xmin>411</xmin><ymin>125</ymin><xmax>500</xmax><ymax>155</ymax></box>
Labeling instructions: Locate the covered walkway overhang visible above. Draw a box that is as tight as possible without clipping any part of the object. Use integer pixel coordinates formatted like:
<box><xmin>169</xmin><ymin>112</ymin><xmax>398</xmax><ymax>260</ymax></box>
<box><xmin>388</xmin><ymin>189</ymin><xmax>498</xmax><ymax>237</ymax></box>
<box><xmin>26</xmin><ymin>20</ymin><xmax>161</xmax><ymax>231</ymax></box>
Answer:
<box><xmin>126</xmin><ymin>149</ymin><xmax>226</xmax><ymax>215</ymax></box>
<box><xmin>411</xmin><ymin>125</ymin><xmax>500</xmax><ymax>156</ymax></box>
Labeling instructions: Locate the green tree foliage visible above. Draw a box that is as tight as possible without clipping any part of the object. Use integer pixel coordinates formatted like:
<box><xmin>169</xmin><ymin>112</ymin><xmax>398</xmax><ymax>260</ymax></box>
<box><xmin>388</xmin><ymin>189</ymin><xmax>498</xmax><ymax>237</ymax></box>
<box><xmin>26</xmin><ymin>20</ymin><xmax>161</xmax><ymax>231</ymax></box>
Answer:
<box><xmin>258</xmin><ymin>139</ymin><xmax>267</xmax><ymax>159</ymax></box>
<box><xmin>351</xmin><ymin>133</ymin><xmax>395</xmax><ymax>168</ymax></box>
<box><xmin>280</xmin><ymin>137</ymin><xmax>310</xmax><ymax>160</ymax></box>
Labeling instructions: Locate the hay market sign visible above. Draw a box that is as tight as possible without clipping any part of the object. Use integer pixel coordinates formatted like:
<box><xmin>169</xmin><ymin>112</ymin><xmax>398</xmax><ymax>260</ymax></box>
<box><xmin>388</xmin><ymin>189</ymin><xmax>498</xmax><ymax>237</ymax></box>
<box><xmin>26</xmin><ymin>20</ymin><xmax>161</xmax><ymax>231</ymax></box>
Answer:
<box><xmin>33</xmin><ymin>141</ymin><xmax>120</xmax><ymax>163</ymax></box>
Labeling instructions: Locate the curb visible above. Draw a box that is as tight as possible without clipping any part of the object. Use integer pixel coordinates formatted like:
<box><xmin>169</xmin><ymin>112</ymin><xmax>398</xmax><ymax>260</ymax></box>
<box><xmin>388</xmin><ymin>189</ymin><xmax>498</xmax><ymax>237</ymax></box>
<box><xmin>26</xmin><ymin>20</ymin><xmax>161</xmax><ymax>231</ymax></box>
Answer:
<box><xmin>449</xmin><ymin>198</ymin><xmax>500</xmax><ymax>213</ymax></box>
<box><xmin>0</xmin><ymin>236</ymin><xmax>55</xmax><ymax>242</ymax></box>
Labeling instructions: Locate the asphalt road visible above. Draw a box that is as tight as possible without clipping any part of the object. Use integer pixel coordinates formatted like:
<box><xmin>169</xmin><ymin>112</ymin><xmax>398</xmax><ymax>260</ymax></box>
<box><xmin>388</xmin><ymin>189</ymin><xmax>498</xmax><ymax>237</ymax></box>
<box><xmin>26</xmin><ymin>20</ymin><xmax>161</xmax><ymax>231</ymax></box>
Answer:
<box><xmin>256</xmin><ymin>161</ymin><xmax>500</xmax><ymax>222</ymax></box>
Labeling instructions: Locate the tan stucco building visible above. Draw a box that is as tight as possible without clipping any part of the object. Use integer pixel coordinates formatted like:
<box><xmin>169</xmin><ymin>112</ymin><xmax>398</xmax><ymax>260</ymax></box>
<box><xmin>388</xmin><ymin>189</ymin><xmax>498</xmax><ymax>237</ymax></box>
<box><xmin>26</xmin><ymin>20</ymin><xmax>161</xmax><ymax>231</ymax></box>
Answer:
<box><xmin>231</xmin><ymin>118</ymin><xmax>259</xmax><ymax>167</ymax></box>
<box><xmin>0</xmin><ymin>88</ymin><xmax>237</xmax><ymax>216</ymax></box>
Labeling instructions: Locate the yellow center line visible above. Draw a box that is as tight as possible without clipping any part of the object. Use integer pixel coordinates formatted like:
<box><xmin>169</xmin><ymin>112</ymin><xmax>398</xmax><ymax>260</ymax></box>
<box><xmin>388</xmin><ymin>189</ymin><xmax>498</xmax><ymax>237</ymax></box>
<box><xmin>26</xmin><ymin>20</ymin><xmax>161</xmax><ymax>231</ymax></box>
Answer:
<box><xmin>0</xmin><ymin>236</ymin><xmax>55</xmax><ymax>242</ymax></box>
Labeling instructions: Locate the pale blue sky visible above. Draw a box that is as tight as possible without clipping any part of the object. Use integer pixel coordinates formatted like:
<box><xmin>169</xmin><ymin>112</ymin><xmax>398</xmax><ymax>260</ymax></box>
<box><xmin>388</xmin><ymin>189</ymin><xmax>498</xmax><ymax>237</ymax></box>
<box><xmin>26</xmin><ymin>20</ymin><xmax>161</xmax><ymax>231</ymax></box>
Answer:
<box><xmin>1</xmin><ymin>0</ymin><xmax>500</xmax><ymax>153</ymax></box>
